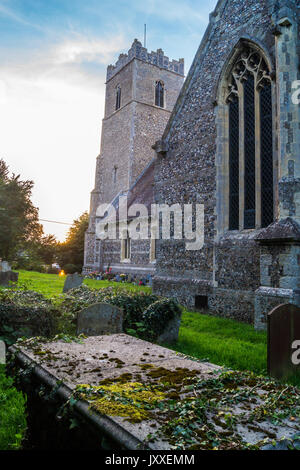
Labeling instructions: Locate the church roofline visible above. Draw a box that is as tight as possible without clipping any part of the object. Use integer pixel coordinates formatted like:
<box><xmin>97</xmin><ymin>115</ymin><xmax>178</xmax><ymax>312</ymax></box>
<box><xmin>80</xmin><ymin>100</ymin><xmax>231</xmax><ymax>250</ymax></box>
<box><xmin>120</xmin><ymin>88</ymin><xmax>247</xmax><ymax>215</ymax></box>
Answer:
<box><xmin>106</xmin><ymin>39</ymin><xmax>184</xmax><ymax>82</ymax></box>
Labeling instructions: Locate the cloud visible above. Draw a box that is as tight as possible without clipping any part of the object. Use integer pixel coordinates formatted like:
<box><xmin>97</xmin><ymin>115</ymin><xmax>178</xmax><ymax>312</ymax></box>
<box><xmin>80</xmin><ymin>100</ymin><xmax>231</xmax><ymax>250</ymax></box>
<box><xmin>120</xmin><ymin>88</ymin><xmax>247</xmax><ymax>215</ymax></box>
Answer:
<box><xmin>0</xmin><ymin>31</ymin><xmax>128</xmax><ymax>240</ymax></box>
<box><xmin>53</xmin><ymin>34</ymin><xmax>126</xmax><ymax>66</ymax></box>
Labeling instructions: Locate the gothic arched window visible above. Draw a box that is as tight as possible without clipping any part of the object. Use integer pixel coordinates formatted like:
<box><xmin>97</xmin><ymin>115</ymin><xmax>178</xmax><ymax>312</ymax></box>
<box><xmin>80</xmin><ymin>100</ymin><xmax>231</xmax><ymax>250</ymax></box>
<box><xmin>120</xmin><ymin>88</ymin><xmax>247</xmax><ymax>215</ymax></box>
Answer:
<box><xmin>116</xmin><ymin>86</ymin><xmax>121</xmax><ymax>110</ymax></box>
<box><xmin>226</xmin><ymin>46</ymin><xmax>274</xmax><ymax>230</ymax></box>
<box><xmin>155</xmin><ymin>81</ymin><xmax>164</xmax><ymax>108</ymax></box>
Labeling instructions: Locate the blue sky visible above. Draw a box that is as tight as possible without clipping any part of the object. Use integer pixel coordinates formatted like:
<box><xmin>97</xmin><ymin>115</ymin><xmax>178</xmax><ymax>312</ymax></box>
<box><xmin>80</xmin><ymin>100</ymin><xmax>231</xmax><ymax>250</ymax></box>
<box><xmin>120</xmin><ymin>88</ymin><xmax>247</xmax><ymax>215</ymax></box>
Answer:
<box><xmin>0</xmin><ymin>0</ymin><xmax>217</xmax><ymax>240</ymax></box>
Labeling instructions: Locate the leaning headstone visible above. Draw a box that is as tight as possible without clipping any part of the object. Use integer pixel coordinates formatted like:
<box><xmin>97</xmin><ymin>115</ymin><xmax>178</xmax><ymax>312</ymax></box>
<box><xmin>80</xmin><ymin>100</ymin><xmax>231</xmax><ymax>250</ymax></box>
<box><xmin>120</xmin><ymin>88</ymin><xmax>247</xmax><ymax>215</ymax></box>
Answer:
<box><xmin>268</xmin><ymin>303</ymin><xmax>300</xmax><ymax>380</ymax></box>
<box><xmin>77</xmin><ymin>303</ymin><xmax>123</xmax><ymax>336</ymax></box>
<box><xmin>63</xmin><ymin>273</ymin><xmax>83</xmax><ymax>293</ymax></box>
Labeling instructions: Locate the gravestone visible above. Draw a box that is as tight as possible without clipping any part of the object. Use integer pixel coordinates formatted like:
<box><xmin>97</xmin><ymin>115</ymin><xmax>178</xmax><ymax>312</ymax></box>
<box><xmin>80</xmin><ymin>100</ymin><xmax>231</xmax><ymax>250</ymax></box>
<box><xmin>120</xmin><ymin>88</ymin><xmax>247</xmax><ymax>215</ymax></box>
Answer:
<box><xmin>0</xmin><ymin>271</ymin><xmax>19</xmax><ymax>287</ymax></box>
<box><xmin>63</xmin><ymin>273</ymin><xmax>83</xmax><ymax>293</ymax></box>
<box><xmin>0</xmin><ymin>261</ymin><xmax>11</xmax><ymax>272</ymax></box>
<box><xmin>268</xmin><ymin>303</ymin><xmax>300</xmax><ymax>380</ymax></box>
<box><xmin>0</xmin><ymin>340</ymin><xmax>5</xmax><ymax>364</ymax></box>
<box><xmin>77</xmin><ymin>303</ymin><xmax>123</xmax><ymax>336</ymax></box>
<box><xmin>157</xmin><ymin>313</ymin><xmax>182</xmax><ymax>344</ymax></box>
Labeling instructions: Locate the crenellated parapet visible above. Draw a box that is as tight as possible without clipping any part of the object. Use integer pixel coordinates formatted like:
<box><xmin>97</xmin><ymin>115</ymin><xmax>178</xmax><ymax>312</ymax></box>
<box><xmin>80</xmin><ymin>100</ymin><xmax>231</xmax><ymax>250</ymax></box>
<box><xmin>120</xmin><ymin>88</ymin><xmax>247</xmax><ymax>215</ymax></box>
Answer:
<box><xmin>107</xmin><ymin>39</ymin><xmax>184</xmax><ymax>81</ymax></box>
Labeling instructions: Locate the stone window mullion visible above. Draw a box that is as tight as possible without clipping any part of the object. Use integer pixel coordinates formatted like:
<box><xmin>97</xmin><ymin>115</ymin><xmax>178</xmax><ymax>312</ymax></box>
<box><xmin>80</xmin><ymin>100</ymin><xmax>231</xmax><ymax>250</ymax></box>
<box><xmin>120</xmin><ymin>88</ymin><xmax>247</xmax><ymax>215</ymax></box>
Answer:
<box><xmin>255</xmin><ymin>78</ymin><xmax>262</xmax><ymax>229</ymax></box>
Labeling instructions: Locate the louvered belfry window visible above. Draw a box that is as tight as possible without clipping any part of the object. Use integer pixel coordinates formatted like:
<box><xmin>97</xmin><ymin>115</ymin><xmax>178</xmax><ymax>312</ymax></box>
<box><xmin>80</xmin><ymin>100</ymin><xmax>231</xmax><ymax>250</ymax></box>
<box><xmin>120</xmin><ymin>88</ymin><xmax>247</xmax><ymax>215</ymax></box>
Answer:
<box><xmin>227</xmin><ymin>46</ymin><xmax>274</xmax><ymax>230</ymax></box>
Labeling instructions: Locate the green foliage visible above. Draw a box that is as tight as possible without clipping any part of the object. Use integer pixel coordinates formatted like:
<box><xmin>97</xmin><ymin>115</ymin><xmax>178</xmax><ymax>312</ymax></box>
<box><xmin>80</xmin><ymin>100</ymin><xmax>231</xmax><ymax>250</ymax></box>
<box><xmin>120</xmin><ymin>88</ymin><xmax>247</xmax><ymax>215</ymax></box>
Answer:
<box><xmin>0</xmin><ymin>288</ymin><xmax>60</xmax><ymax>344</ymax></box>
<box><xmin>57</xmin><ymin>212</ymin><xmax>89</xmax><ymax>272</ymax></box>
<box><xmin>0</xmin><ymin>159</ymin><xmax>43</xmax><ymax>261</ymax></box>
<box><xmin>0</xmin><ymin>365</ymin><xmax>27</xmax><ymax>450</ymax></box>
<box><xmin>63</xmin><ymin>264</ymin><xmax>79</xmax><ymax>274</ymax></box>
<box><xmin>59</xmin><ymin>285</ymin><xmax>180</xmax><ymax>342</ymax></box>
<box><xmin>142</xmin><ymin>299</ymin><xmax>182</xmax><ymax>340</ymax></box>
<box><xmin>38</xmin><ymin>234</ymin><xmax>58</xmax><ymax>265</ymax></box>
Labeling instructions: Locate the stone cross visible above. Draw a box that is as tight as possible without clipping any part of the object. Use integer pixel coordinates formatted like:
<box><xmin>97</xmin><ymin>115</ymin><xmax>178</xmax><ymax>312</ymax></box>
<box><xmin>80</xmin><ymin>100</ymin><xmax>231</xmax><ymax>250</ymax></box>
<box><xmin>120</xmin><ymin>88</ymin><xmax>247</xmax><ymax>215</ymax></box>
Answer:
<box><xmin>77</xmin><ymin>303</ymin><xmax>123</xmax><ymax>336</ymax></box>
<box><xmin>268</xmin><ymin>303</ymin><xmax>300</xmax><ymax>380</ymax></box>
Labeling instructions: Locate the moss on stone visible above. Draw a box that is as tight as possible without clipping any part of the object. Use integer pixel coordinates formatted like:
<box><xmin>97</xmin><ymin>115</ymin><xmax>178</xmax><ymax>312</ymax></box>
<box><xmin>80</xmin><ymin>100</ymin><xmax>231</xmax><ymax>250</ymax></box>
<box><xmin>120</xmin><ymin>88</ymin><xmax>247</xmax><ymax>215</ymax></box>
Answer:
<box><xmin>75</xmin><ymin>381</ymin><xmax>166</xmax><ymax>423</ymax></box>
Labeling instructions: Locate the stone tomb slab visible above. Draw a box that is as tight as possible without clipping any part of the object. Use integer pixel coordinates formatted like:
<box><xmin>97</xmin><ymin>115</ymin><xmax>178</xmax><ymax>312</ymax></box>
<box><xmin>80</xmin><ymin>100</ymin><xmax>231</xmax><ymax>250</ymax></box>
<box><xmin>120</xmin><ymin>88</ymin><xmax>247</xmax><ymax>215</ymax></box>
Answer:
<box><xmin>77</xmin><ymin>303</ymin><xmax>123</xmax><ymax>336</ymax></box>
<box><xmin>12</xmin><ymin>334</ymin><xmax>299</xmax><ymax>450</ymax></box>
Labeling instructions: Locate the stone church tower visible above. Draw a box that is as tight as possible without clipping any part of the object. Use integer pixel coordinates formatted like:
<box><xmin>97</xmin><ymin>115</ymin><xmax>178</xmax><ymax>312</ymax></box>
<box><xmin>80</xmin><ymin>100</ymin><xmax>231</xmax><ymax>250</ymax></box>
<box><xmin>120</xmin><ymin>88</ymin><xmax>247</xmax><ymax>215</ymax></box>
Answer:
<box><xmin>84</xmin><ymin>39</ymin><xmax>184</xmax><ymax>273</ymax></box>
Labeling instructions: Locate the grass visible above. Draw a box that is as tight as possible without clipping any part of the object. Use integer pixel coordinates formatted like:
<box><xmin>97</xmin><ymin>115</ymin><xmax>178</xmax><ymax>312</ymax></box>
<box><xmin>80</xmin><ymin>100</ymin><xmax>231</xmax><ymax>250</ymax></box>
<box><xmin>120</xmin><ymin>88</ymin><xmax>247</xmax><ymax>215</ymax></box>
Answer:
<box><xmin>5</xmin><ymin>270</ymin><xmax>276</xmax><ymax>378</ymax></box>
<box><xmin>171</xmin><ymin>309</ymin><xmax>267</xmax><ymax>374</ymax></box>
<box><xmin>17</xmin><ymin>270</ymin><xmax>151</xmax><ymax>298</ymax></box>
<box><xmin>0</xmin><ymin>365</ymin><xmax>27</xmax><ymax>450</ymax></box>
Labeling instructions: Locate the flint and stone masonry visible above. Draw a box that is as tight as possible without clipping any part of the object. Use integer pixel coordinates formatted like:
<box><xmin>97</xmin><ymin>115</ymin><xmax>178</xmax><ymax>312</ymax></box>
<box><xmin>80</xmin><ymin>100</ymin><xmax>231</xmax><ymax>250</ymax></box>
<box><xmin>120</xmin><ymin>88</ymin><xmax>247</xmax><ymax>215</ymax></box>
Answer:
<box><xmin>152</xmin><ymin>0</ymin><xmax>300</xmax><ymax>328</ymax></box>
<box><xmin>84</xmin><ymin>39</ymin><xmax>184</xmax><ymax>275</ymax></box>
<box><xmin>85</xmin><ymin>0</ymin><xmax>300</xmax><ymax>330</ymax></box>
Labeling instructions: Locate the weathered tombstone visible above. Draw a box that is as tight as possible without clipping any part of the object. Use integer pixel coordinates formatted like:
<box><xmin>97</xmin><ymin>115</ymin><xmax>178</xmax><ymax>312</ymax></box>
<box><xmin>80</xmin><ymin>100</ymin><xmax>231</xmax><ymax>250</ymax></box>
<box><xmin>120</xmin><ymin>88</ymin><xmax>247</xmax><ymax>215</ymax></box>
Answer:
<box><xmin>156</xmin><ymin>313</ymin><xmax>182</xmax><ymax>344</ymax></box>
<box><xmin>63</xmin><ymin>273</ymin><xmax>83</xmax><ymax>293</ymax></box>
<box><xmin>0</xmin><ymin>271</ymin><xmax>19</xmax><ymax>287</ymax></box>
<box><xmin>77</xmin><ymin>303</ymin><xmax>123</xmax><ymax>336</ymax></box>
<box><xmin>0</xmin><ymin>340</ymin><xmax>5</xmax><ymax>364</ymax></box>
<box><xmin>268</xmin><ymin>303</ymin><xmax>300</xmax><ymax>380</ymax></box>
<box><xmin>1</xmin><ymin>261</ymin><xmax>11</xmax><ymax>272</ymax></box>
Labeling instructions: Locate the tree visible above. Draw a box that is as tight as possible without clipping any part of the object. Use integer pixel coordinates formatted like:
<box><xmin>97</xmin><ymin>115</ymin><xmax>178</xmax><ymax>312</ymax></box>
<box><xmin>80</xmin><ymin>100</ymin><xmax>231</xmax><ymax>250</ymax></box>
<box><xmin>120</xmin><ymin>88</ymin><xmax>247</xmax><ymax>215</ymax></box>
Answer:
<box><xmin>0</xmin><ymin>159</ymin><xmax>43</xmax><ymax>261</ymax></box>
<box><xmin>57</xmin><ymin>212</ymin><xmax>89</xmax><ymax>271</ymax></box>
<box><xmin>38</xmin><ymin>234</ymin><xmax>58</xmax><ymax>265</ymax></box>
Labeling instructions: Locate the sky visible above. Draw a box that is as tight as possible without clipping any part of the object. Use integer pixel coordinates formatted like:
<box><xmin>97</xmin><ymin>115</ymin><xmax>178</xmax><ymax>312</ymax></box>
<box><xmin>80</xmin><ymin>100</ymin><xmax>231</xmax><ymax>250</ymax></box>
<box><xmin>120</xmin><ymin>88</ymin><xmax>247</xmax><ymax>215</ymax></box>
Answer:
<box><xmin>0</xmin><ymin>0</ymin><xmax>217</xmax><ymax>241</ymax></box>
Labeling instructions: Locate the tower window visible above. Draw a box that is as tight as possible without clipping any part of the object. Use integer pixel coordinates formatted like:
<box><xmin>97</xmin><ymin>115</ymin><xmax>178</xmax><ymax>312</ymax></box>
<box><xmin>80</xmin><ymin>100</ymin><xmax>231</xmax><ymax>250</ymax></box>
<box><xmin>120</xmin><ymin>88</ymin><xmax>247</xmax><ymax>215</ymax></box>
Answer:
<box><xmin>227</xmin><ymin>46</ymin><xmax>274</xmax><ymax>230</ymax></box>
<box><xmin>155</xmin><ymin>81</ymin><xmax>164</xmax><ymax>108</ymax></box>
<box><xmin>116</xmin><ymin>86</ymin><xmax>121</xmax><ymax>110</ymax></box>
<box><xmin>113</xmin><ymin>166</ymin><xmax>117</xmax><ymax>184</ymax></box>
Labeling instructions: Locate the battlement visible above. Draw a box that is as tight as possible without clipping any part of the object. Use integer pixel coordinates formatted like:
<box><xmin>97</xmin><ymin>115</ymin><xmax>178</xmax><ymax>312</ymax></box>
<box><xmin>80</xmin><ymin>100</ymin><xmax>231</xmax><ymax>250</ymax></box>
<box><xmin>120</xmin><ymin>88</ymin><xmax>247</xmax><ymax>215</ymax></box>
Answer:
<box><xmin>107</xmin><ymin>39</ymin><xmax>184</xmax><ymax>81</ymax></box>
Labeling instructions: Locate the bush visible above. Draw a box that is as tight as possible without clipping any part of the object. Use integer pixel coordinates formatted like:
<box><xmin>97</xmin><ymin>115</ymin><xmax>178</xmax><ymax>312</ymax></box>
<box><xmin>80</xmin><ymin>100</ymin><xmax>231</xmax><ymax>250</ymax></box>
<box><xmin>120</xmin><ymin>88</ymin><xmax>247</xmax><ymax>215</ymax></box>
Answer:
<box><xmin>0</xmin><ymin>365</ymin><xmax>27</xmax><ymax>450</ymax></box>
<box><xmin>63</xmin><ymin>264</ymin><xmax>79</xmax><ymax>274</ymax></box>
<box><xmin>59</xmin><ymin>286</ymin><xmax>181</xmax><ymax>342</ymax></box>
<box><xmin>141</xmin><ymin>299</ymin><xmax>182</xmax><ymax>341</ymax></box>
<box><xmin>47</xmin><ymin>266</ymin><xmax>59</xmax><ymax>274</ymax></box>
<box><xmin>59</xmin><ymin>286</ymin><xmax>159</xmax><ymax>327</ymax></box>
<box><xmin>0</xmin><ymin>289</ymin><xmax>60</xmax><ymax>344</ymax></box>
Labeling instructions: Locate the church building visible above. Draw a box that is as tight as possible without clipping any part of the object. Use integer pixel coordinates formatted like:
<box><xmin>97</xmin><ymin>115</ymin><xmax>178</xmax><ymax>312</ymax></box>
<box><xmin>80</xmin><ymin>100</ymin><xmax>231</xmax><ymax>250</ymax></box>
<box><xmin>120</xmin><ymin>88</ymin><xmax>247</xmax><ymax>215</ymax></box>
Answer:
<box><xmin>153</xmin><ymin>0</ymin><xmax>300</xmax><ymax>328</ymax></box>
<box><xmin>84</xmin><ymin>39</ymin><xmax>184</xmax><ymax>276</ymax></box>
<box><xmin>85</xmin><ymin>0</ymin><xmax>300</xmax><ymax>329</ymax></box>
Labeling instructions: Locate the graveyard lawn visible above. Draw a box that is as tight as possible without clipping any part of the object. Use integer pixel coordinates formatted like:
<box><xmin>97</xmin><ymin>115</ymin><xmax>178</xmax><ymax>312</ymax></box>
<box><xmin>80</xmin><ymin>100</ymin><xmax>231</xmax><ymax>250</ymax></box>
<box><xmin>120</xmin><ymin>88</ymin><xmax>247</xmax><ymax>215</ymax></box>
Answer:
<box><xmin>17</xmin><ymin>270</ymin><xmax>151</xmax><ymax>298</ymax></box>
<box><xmin>12</xmin><ymin>270</ymin><xmax>270</xmax><ymax>377</ymax></box>
<box><xmin>173</xmin><ymin>310</ymin><xmax>268</xmax><ymax>376</ymax></box>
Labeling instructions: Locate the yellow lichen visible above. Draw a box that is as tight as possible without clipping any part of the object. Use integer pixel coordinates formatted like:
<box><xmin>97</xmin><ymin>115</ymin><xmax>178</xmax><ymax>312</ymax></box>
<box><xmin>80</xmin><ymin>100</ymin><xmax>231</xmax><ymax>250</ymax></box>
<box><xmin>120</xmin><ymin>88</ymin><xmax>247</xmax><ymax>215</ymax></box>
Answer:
<box><xmin>76</xmin><ymin>382</ymin><xmax>166</xmax><ymax>423</ymax></box>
